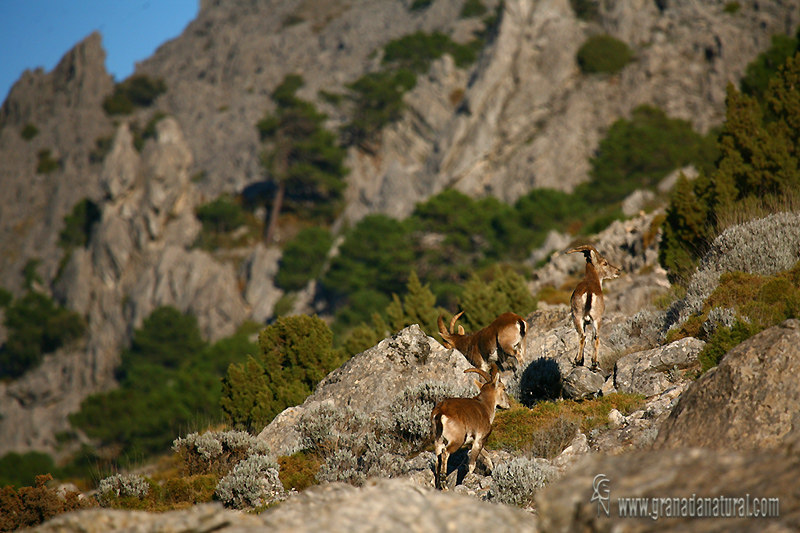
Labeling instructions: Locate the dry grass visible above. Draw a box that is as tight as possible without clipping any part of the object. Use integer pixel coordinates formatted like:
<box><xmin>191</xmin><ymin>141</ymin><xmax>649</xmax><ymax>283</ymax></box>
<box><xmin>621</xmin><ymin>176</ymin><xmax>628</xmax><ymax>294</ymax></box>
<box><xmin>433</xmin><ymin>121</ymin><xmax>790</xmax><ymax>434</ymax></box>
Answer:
<box><xmin>488</xmin><ymin>393</ymin><xmax>645</xmax><ymax>458</ymax></box>
<box><xmin>714</xmin><ymin>188</ymin><xmax>800</xmax><ymax>234</ymax></box>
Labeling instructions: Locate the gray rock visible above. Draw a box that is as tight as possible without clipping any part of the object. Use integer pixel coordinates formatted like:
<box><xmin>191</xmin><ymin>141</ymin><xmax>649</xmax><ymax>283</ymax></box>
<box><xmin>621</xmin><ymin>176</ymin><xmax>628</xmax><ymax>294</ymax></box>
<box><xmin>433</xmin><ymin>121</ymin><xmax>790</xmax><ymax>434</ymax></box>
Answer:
<box><xmin>260</xmin><ymin>477</ymin><xmax>538</xmax><ymax>532</ymax></box>
<box><xmin>562</xmin><ymin>367</ymin><xmax>605</xmax><ymax>400</ymax></box>
<box><xmin>536</xmin><ymin>447</ymin><xmax>799</xmax><ymax>532</ymax></box>
<box><xmin>259</xmin><ymin>324</ymin><xmax>474</xmax><ymax>456</ymax></box>
<box><xmin>241</xmin><ymin>243</ymin><xmax>283</xmax><ymax>324</ymax></box>
<box><xmin>621</xmin><ymin>189</ymin><xmax>656</xmax><ymax>217</ymax></box>
<box><xmin>614</xmin><ymin>337</ymin><xmax>705</xmax><ymax>397</ymax></box>
<box><xmin>654</xmin><ymin>319</ymin><xmax>800</xmax><ymax>452</ymax></box>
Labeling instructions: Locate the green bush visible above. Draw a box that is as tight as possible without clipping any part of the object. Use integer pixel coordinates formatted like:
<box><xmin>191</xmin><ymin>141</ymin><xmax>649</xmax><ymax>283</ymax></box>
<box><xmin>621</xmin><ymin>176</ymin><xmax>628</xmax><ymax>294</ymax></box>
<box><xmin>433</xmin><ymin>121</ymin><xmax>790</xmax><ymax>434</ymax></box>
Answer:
<box><xmin>409</xmin><ymin>0</ymin><xmax>432</xmax><ymax>11</ymax></box>
<box><xmin>458</xmin><ymin>265</ymin><xmax>537</xmax><ymax>331</ymax></box>
<box><xmin>220</xmin><ymin>315</ymin><xmax>340</xmax><ymax>430</ymax></box>
<box><xmin>323</xmin><ymin>214</ymin><xmax>414</xmax><ymax>307</ymax></box>
<box><xmin>276</xmin><ymin>227</ymin><xmax>333</xmax><ymax>292</ymax></box>
<box><xmin>0</xmin><ymin>292</ymin><xmax>86</xmax><ymax>379</ymax></box>
<box><xmin>103</xmin><ymin>74</ymin><xmax>167</xmax><ymax>115</ymax></box>
<box><xmin>461</xmin><ymin>0</ymin><xmax>487</xmax><ymax>18</ymax></box>
<box><xmin>723</xmin><ymin>1</ymin><xmax>741</xmax><ymax>14</ymax></box>
<box><xmin>575</xmin><ymin>105</ymin><xmax>718</xmax><ymax>205</ymax></box>
<box><xmin>576</xmin><ymin>34</ymin><xmax>633</xmax><ymax>75</ymax></box>
<box><xmin>740</xmin><ymin>33</ymin><xmax>798</xmax><ymax>106</ymax></box>
<box><xmin>570</xmin><ymin>0</ymin><xmax>600</xmax><ymax>22</ymax></box>
<box><xmin>0</xmin><ymin>289</ymin><xmax>11</xmax><ymax>308</ymax></box>
<box><xmin>341</xmin><ymin>69</ymin><xmax>417</xmax><ymax>149</ymax></box>
<box><xmin>672</xmin><ymin>264</ymin><xmax>800</xmax><ymax>371</ymax></box>
<box><xmin>0</xmin><ymin>452</ymin><xmax>58</xmax><ymax>489</ymax></box>
<box><xmin>69</xmin><ymin>308</ymin><xmax>257</xmax><ymax>464</ymax></box>
<box><xmin>36</xmin><ymin>149</ymin><xmax>60</xmax><ymax>174</ymax></box>
<box><xmin>196</xmin><ymin>195</ymin><xmax>247</xmax><ymax>234</ymax></box>
<box><xmin>59</xmin><ymin>198</ymin><xmax>101</xmax><ymax>250</ymax></box>
<box><xmin>20</xmin><ymin>123</ymin><xmax>39</xmax><ymax>141</ymax></box>
<box><xmin>382</xmin><ymin>31</ymin><xmax>482</xmax><ymax>73</ymax></box>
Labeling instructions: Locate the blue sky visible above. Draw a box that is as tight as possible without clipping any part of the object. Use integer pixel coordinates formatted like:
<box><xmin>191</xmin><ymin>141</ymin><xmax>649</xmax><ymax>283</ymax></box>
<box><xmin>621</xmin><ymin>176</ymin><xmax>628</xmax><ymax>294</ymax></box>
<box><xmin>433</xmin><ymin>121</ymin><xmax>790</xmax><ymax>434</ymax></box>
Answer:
<box><xmin>0</xmin><ymin>1</ymin><xmax>199</xmax><ymax>103</ymax></box>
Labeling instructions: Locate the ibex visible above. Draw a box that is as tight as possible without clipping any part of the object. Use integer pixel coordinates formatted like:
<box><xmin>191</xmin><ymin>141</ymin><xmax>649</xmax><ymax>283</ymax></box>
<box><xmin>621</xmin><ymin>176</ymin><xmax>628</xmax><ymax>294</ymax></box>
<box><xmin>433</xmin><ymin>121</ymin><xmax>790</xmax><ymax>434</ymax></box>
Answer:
<box><xmin>431</xmin><ymin>365</ymin><xmax>510</xmax><ymax>490</ymax></box>
<box><xmin>566</xmin><ymin>244</ymin><xmax>621</xmax><ymax>369</ymax></box>
<box><xmin>437</xmin><ymin>311</ymin><xmax>527</xmax><ymax>373</ymax></box>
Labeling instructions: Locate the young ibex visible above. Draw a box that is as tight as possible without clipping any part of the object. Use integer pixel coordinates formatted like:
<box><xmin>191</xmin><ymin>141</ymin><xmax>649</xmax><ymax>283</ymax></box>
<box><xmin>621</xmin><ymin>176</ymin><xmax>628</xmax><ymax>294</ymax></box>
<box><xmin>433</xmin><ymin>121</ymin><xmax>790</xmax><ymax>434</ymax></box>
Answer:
<box><xmin>437</xmin><ymin>311</ymin><xmax>527</xmax><ymax>373</ymax></box>
<box><xmin>431</xmin><ymin>365</ymin><xmax>510</xmax><ymax>490</ymax></box>
<box><xmin>566</xmin><ymin>244</ymin><xmax>621</xmax><ymax>368</ymax></box>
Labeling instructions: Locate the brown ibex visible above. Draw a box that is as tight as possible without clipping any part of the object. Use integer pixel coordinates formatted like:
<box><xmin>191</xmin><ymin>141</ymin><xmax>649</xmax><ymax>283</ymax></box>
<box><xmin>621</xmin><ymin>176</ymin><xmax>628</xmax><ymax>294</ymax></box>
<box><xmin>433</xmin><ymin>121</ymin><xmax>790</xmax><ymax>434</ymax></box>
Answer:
<box><xmin>566</xmin><ymin>244</ymin><xmax>621</xmax><ymax>368</ymax></box>
<box><xmin>437</xmin><ymin>311</ymin><xmax>527</xmax><ymax>373</ymax></box>
<box><xmin>431</xmin><ymin>365</ymin><xmax>510</xmax><ymax>490</ymax></box>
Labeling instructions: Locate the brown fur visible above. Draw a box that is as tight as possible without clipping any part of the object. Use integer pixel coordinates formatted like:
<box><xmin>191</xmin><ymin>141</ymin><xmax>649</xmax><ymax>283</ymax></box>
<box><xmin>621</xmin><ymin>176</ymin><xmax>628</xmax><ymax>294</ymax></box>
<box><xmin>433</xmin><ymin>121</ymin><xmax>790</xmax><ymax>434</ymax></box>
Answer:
<box><xmin>430</xmin><ymin>366</ymin><xmax>509</xmax><ymax>490</ymax></box>
<box><xmin>566</xmin><ymin>245</ymin><xmax>621</xmax><ymax>368</ymax></box>
<box><xmin>437</xmin><ymin>312</ymin><xmax>527</xmax><ymax>372</ymax></box>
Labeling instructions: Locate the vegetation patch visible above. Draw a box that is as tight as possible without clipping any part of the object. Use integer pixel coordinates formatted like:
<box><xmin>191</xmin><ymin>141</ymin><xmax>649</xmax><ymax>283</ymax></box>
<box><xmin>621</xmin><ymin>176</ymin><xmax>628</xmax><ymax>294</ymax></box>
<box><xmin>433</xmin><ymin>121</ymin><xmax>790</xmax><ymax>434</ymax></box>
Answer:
<box><xmin>59</xmin><ymin>198</ymin><xmax>101</xmax><ymax>250</ymax></box>
<box><xmin>669</xmin><ymin>262</ymin><xmax>800</xmax><ymax>371</ymax></box>
<box><xmin>0</xmin><ymin>474</ymin><xmax>97</xmax><ymax>532</ymax></box>
<box><xmin>278</xmin><ymin>451</ymin><xmax>321</xmax><ymax>491</ymax></box>
<box><xmin>69</xmin><ymin>309</ymin><xmax>259</xmax><ymax>466</ymax></box>
<box><xmin>576</xmin><ymin>34</ymin><xmax>633</xmax><ymax>75</ymax></box>
<box><xmin>36</xmin><ymin>149</ymin><xmax>60</xmax><ymax>174</ymax></box>
<box><xmin>103</xmin><ymin>74</ymin><xmax>167</xmax><ymax>116</ymax></box>
<box><xmin>275</xmin><ymin>227</ymin><xmax>333</xmax><ymax>291</ymax></box>
<box><xmin>220</xmin><ymin>315</ymin><xmax>341</xmax><ymax>430</ymax></box>
<box><xmin>488</xmin><ymin>394</ymin><xmax>645</xmax><ymax>458</ymax></box>
<box><xmin>0</xmin><ymin>290</ymin><xmax>86</xmax><ymax>380</ymax></box>
<box><xmin>660</xmin><ymin>44</ymin><xmax>800</xmax><ymax>283</ymax></box>
<box><xmin>20</xmin><ymin>123</ymin><xmax>39</xmax><ymax>141</ymax></box>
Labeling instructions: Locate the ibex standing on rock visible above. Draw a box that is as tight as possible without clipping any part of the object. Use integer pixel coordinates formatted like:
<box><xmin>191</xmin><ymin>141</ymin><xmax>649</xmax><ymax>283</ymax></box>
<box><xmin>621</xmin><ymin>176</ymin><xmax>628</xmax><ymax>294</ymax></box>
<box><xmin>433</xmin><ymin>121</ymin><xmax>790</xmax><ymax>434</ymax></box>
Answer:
<box><xmin>437</xmin><ymin>311</ymin><xmax>527</xmax><ymax>373</ymax></box>
<box><xmin>431</xmin><ymin>365</ymin><xmax>510</xmax><ymax>491</ymax></box>
<box><xmin>567</xmin><ymin>244</ymin><xmax>621</xmax><ymax>369</ymax></box>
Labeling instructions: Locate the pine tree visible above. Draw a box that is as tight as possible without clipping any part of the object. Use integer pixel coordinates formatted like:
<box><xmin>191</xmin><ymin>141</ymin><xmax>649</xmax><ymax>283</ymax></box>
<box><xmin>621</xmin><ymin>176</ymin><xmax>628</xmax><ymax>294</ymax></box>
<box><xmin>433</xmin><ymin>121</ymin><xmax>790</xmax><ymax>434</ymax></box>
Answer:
<box><xmin>256</xmin><ymin>75</ymin><xmax>348</xmax><ymax>244</ymax></box>
<box><xmin>459</xmin><ymin>266</ymin><xmax>536</xmax><ymax>331</ymax></box>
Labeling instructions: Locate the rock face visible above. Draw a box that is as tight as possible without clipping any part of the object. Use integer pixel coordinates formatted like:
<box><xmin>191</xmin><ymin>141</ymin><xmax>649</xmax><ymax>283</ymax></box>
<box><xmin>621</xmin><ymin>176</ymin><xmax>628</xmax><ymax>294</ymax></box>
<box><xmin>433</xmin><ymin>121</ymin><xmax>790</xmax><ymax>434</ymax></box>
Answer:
<box><xmin>0</xmin><ymin>117</ymin><xmax>249</xmax><ymax>455</ymax></box>
<box><xmin>134</xmin><ymin>0</ymin><xmax>797</xmax><ymax>218</ymax></box>
<box><xmin>0</xmin><ymin>32</ymin><xmax>113</xmax><ymax>292</ymax></box>
<box><xmin>259</xmin><ymin>324</ymin><xmax>474</xmax><ymax>456</ymax></box>
<box><xmin>654</xmin><ymin>319</ymin><xmax>800</xmax><ymax>452</ymax></box>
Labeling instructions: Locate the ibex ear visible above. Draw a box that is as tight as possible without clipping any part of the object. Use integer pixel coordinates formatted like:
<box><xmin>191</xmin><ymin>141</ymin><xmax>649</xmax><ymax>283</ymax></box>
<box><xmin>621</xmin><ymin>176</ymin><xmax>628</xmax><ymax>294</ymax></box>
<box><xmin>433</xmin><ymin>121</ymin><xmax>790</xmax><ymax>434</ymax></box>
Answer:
<box><xmin>473</xmin><ymin>378</ymin><xmax>482</xmax><ymax>390</ymax></box>
<box><xmin>457</xmin><ymin>325</ymin><xmax>465</xmax><ymax>335</ymax></box>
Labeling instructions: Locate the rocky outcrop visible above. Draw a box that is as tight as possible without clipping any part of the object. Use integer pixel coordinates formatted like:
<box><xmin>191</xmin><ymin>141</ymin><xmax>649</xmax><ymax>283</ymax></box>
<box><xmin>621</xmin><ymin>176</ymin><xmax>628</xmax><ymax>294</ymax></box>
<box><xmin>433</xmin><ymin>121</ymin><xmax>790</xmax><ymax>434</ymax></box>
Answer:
<box><xmin>654</xmin><ymin>319</ymin><xmax>800</xmax><ymax>452</ymax></box>
<box><xmin>258</xmin><ymin>324</ymin><xmax>474</xmax><ymax>456</ymax></box>
<box><xmin>0</xmin><ymin>117</ymin><xmax>249</xmax><ymax>456</ymax></box>
<box><xmin>614</xmin><ymin>337</ymin><xmax>704</xmax><ymax>397</ymax></box>
<box><xmin>0</xmin><ymin>32</ymin><xmax>113</xmax><ymax>292</ymax></box>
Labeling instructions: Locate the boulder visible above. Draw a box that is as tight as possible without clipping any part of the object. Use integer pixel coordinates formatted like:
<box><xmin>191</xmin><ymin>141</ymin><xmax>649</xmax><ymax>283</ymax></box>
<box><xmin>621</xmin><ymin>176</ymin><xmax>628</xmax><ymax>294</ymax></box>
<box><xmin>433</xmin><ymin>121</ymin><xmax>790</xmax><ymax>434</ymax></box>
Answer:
<box><xmin>562</xmin><ymin>367</ymin><xmax>605</xmax><ymax>400</ymax></box>
<box><xmin>614</xmin><ymin>337</ymin><xmax>704</xmax><ymax>397</ymax></box>
<box><xmin>654</xmin><ymin>320</ymin><xmax>800</xmax><ymax>452</ymax></box>
<box><xmin>259</xmin><ymin>325</ymin><xmax>474</xmax><ymax>456</ymax></box>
